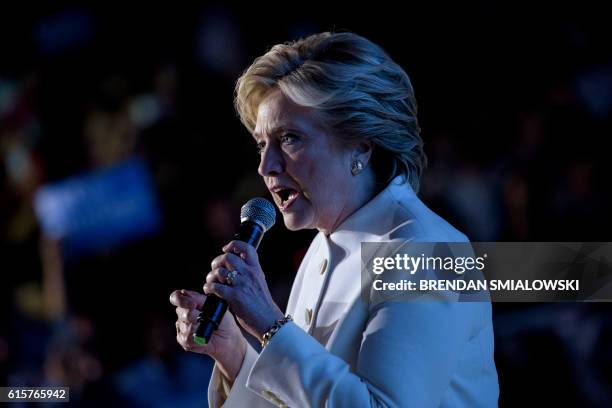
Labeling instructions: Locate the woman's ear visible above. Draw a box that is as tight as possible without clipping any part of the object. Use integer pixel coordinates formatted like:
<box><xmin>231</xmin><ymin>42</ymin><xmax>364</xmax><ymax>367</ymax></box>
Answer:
<box><xmin>353</xmin><ymin>140</ymin><xmax>373</xmax><ymax>166</ymax></box>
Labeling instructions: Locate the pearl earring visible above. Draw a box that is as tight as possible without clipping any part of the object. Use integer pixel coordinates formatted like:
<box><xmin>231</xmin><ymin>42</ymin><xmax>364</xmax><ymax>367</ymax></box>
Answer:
<box><xmin>351</xmin><ymin>160</ymin><xmax>364</xmax><ymax>176</ymax></box>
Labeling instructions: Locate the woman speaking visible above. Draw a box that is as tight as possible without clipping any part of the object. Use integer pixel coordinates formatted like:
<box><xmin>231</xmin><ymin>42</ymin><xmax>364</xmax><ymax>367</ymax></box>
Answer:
<box><xmin>170</xmin><ymin>32</ymin><xmax>499</xmax><ymax>407</ymax></box>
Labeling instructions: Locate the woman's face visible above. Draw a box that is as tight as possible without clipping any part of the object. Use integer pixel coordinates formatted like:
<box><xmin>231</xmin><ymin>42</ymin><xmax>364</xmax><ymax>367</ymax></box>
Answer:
<box><xmin>254</xmin><ymin>90</ymin><xmax>358</xmax><ymax>234</ymax></box>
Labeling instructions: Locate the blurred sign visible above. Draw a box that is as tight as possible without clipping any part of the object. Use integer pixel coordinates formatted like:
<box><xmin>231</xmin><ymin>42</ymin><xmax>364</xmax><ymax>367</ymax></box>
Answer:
<box><xmin>34</xmin><ymin>158</ymin><xmax>162</xmax><ymax>256</ymax></box>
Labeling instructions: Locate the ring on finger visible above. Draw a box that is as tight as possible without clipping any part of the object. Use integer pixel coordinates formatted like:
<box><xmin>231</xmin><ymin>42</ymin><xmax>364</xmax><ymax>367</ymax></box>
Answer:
<box><xmin>226</xmin><ymin>270</ymin><xmax>238</xmax><ymax>286</ymax></box>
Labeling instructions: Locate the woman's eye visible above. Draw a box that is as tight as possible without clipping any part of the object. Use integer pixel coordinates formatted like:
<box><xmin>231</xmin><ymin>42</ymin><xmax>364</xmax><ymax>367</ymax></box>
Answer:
<box><xmin>256</xmin><ymin>142</ymin><xmax>265</xmax><ymax>154</ymax></box>
<box><xmin>281</xmin><ymin>134</ymin><xmax>298</xmax><ymax>145</ymax></box>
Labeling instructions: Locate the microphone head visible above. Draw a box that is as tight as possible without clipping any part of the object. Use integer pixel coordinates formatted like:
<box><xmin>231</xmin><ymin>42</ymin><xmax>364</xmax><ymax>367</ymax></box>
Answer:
<box><xmin>240</xmin><ymin>198</ymin><xmax>276</xmax><ymax>232</ymax></box>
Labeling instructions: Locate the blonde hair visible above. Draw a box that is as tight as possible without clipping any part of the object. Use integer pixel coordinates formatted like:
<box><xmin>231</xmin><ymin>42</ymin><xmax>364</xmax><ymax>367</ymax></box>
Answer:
<box><xmin>235</xmin><ymin>32</ymin><xmax>427</xmax><ymax>192</ymax></box>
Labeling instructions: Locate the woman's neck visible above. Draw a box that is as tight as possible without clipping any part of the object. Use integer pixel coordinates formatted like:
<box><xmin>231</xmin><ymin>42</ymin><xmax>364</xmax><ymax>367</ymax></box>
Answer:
<box><xmin>319</xmin><ymin>171</ymin><xmax>378</xmax><ymax>236</ymax></box>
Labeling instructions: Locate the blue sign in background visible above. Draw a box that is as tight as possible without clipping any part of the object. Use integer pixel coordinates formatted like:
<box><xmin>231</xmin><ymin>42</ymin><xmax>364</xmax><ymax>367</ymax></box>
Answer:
<box><xmin>34</xmin><ymin>157</ymin><xmax>162</xmax><ymax>257</ymax></box>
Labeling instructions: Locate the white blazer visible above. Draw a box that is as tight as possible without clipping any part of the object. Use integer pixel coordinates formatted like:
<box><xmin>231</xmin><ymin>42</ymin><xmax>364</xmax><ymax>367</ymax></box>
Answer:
<box><xmin>208</xmin><ymin>177</ymin><xmax>499</xmax><ymax>407</ymax></box>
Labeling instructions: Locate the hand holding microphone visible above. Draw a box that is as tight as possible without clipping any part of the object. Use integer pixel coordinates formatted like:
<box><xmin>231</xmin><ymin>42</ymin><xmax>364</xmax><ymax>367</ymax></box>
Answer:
<box><xmin>198</xmin><ymin>197</ymin><xmax>285</xmax><ymax>342</ymax></box>
<box><xmin>170</xmin><ymin>288</ymin><xmax>245</xmax><ymax>381</ymax></box>
<box><xmin>204</xmin><ymin>237</ymin><xmax>285</xmax><ymax>341</ymax></box>
<box><xmin>171</xmin><ymin>198</ymin><xmax>284</xmax><ymax>380</ymax></box>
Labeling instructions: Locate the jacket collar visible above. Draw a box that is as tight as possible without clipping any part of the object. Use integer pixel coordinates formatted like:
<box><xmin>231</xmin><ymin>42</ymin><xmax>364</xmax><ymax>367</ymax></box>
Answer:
<box><xmin>328</xmin><ymin>176</ymin><xmax>416</xmax><ymax>244</ymax></box>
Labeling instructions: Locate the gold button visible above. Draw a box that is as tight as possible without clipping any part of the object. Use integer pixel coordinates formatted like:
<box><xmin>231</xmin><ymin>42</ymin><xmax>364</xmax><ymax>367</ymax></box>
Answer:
<box><xmin>319</xmin><ymin>258</ymin><xmax>328</xmax><ymax>275</ymax></box>
<box><xmin>261</xmin><ymin>390</ymin><xmax>286</xmax><ymax>407</ymax></box>
<box><xmin>305</xmin><ymin>308</ymin><xmax>313</xmax><ymax>325</ymax></box>
<box><xmin>273</xmin><ymin>397</ymin><xmax>287</xmax><ymax>407</ymax></box>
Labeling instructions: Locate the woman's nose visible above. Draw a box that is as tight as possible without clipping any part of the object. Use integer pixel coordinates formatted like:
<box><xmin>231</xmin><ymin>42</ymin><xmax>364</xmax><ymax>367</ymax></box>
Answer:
<box><xmin>258</xmin><ymin>145</ymin><xmax>284</xmax><ymax>177</ymax></box>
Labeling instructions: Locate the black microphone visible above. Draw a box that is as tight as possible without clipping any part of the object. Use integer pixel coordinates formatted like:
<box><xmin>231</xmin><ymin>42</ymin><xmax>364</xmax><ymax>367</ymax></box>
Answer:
<box><xmin>193</xmin><ymin>197</ymin><xmax>276</xmax><ymax>345</ymax></box>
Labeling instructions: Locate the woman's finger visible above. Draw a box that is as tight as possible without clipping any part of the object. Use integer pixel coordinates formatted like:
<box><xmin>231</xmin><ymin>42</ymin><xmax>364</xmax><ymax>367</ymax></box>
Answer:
<box><xmin>169</xmin><ymin>289</ymin><xmax>205</xmax><ymax>309</ymax></box>
<box><xmin>203</xmin><ymin>282</ymin><xmax>234</xmax><ymax>301</ymax></box>
<box><xmin>175</xmin><ymin>307</ymin><xmax>200</xmax><ymax>323</ymax></box>
<box><xmin>206</xmin><ymin>267</ymin><xmax>232</xmax><ymax>285</ymax></box>
<box><xmin>176</xmin><ymin>320</ymin><xmax>192</xmax><ymax>334</ymax></box>
<box><xmin>177</xmin><ymin>332</ymin><xmax>195</xmax><ymax>351</ymax></box>
<box><xmin>223</xmin><ymin>240</ymin><xmax>259</xmax><ymax>266</ymax></box>
<box><xmin>211</xmin><ymin>251</ymin><xmax>245</xmax><ymax>272</ymax></box>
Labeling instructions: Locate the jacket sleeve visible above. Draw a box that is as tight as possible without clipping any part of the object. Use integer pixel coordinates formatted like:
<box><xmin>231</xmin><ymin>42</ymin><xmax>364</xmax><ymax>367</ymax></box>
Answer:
<box><xmin>244</xmin><ymin>300</ymin><xmax>486</xmax><ymax>408</ymax></box>
<box><xmin>207</xmin><ymin>341</ymin><xmax>277</xmax><ymax>407</ymax></box>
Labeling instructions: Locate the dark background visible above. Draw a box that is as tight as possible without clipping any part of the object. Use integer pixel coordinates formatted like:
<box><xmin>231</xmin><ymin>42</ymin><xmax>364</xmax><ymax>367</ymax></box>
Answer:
<box><xmin>1</xmin><ymin>3</ymin><xmax>611</xmax><ymax>407</ymax></box>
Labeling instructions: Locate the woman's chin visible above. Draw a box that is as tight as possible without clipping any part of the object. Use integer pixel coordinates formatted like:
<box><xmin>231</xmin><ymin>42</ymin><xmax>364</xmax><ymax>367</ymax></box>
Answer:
<box><xmin>281</xmin><ymin>211</ymin><xmax>313</xmax><ymax>231</ymax></box>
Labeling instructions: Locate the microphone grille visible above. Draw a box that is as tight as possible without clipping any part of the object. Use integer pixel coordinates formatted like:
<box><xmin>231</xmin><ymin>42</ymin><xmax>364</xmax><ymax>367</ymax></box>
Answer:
<box><xmin>240</xmin><ymin>198</ymin><xmax>276</xmax><ymax>232</ymax></box>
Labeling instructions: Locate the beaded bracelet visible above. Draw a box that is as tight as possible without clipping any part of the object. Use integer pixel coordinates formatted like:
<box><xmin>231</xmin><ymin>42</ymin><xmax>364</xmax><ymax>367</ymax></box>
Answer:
<box><xmin>260</xmin><ymin>315</ymin><xmax>293</xmax><ymax>348</ymax></box>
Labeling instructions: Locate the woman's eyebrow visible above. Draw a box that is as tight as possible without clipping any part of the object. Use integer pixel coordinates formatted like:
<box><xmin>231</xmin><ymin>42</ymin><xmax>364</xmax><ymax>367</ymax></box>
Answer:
<box><xmin>253</xmin><ymin>124</ymin><xmax>296</xmax><ymax>139</ymax></box>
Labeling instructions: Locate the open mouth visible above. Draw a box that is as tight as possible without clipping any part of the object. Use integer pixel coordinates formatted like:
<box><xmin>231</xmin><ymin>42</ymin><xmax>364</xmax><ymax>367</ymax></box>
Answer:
<box><xmin>275</xmin><ymin>188</ymin><xmax>300</xmax><ymax>211</ymax></box>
